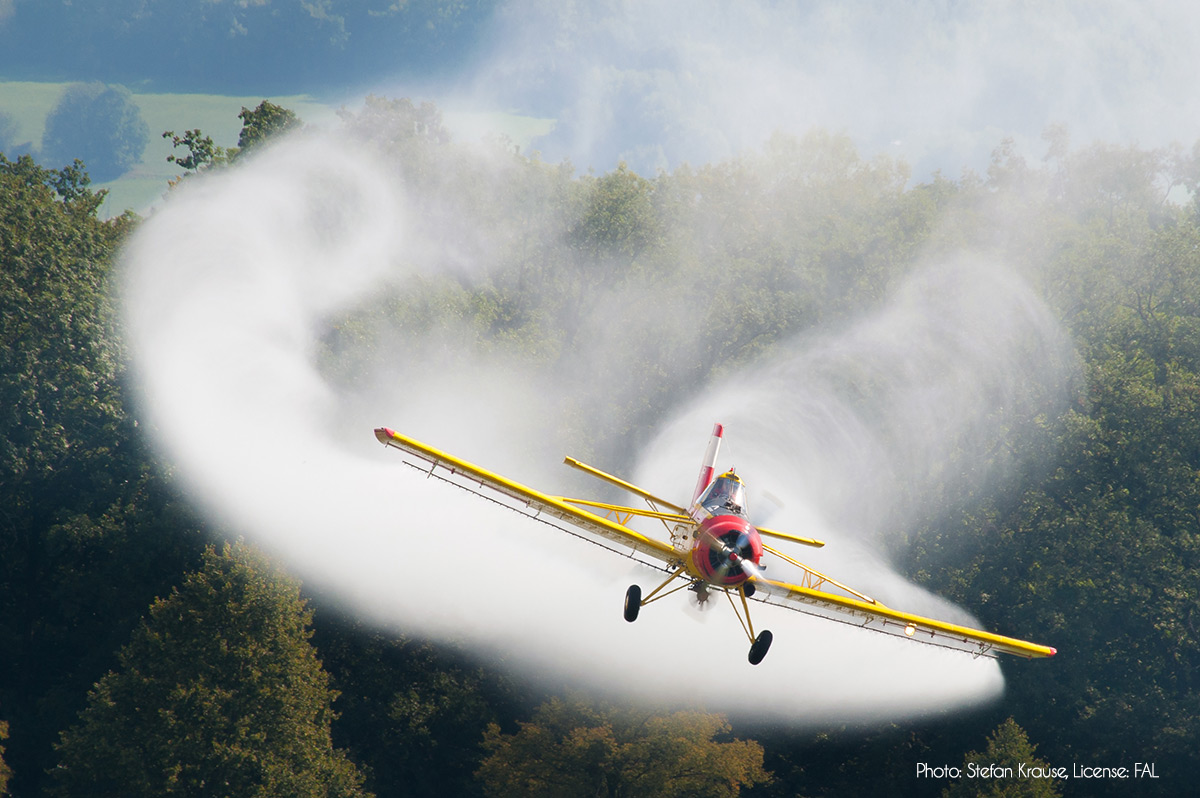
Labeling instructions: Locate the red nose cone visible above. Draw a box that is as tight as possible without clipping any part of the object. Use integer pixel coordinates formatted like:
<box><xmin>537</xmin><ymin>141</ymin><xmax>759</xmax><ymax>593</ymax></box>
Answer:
<box><xmin>691</xmin><ymin>515</ymin><xmax>762</xmax><ymax>586</ymax></box>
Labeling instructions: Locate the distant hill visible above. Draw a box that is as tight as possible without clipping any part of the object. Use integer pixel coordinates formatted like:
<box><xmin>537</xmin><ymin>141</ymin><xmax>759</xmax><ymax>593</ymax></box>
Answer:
<box><xmin>0</xmin><ymin>80</ymin><xmax>552</xmax><ymax>218</ymax></box>
<box><xmin>0</xmin><ymin>81</ymin><xmax>335</xmax><ymax>215</ymax></box>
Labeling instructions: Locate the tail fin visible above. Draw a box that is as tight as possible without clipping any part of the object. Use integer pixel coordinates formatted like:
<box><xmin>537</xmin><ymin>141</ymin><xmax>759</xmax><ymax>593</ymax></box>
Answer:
<box><xmin>691</xmin><ymin>423</ymin><xmax>724</xmax><ymax>504</ymax></box>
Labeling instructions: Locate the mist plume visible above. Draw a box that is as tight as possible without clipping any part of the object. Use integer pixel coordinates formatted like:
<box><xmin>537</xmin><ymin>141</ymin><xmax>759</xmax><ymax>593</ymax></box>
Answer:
<box><xmin>121</xmin><ymin>116</ymin><xmax>1078</xmax><ymax>726</ymax></box>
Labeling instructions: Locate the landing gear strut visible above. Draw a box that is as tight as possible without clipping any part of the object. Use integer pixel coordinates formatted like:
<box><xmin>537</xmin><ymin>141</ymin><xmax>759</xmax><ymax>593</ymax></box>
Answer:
<box><xmin>622</xmin><ymin>571</ymin><xmax>774</xmax><ymax>665</ymax></box>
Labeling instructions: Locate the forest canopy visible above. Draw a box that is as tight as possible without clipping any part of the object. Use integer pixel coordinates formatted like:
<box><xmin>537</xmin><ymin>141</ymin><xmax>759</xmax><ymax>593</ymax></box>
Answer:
<box><xmin>3</xmin><ymin>99</ymin><xmax>1200</xmax><ymax>797</ymax></box>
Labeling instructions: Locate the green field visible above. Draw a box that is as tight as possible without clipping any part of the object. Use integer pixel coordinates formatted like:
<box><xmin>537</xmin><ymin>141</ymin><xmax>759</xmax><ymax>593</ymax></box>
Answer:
<box><xmin>0</xmin><ymin>80</ymin><xmax>334</xmax><ymax>216</ymax></box>
<box><xmin>1</xmin><ymin>80</ymin><xmax>555</xmax><ymax>218</ymax></box>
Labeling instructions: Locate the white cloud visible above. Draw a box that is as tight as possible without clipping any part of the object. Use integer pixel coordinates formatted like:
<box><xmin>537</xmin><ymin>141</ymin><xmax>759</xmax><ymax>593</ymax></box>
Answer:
<box><xmin>455</xmin><ymin>0</ymin><xmax>1200</xmax><ymax>177</ymax></box>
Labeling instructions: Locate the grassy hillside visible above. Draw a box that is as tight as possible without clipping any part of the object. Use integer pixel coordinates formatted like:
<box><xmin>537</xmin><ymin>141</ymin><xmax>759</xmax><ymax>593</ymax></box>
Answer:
<box><xmin>0</xmin><ymin>81</ymin><xmax>553</xmax><ymax>218</ymax></box>
<box><xmin>0</xmin><ymin>81</ymin><xmax>332</xmax><ymax>216</ymax></box>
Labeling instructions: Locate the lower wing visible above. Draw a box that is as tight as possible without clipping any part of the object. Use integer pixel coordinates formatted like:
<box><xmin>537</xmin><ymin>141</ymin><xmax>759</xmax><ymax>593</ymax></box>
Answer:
<box><xmin>751</xmin><ymin>575</ymin><xmax>1056</xmax><ymax>659</ymax></box>
<box><xmin>374</xmin><ymin>427</ymin><xmax>677</xmax><ymax>567</ymax></box>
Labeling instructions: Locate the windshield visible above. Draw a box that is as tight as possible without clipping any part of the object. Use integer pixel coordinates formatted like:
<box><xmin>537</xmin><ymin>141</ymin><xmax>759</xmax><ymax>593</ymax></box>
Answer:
<box><xmin>700</xmin><ymin>474</ymin><xmax>748</xmax><ymax>516</ymax></box>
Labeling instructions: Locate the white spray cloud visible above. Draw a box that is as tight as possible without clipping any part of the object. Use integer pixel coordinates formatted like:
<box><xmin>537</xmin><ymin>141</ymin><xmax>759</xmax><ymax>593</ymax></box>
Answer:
<box><xmin>121</xmin><ymin>125</ymin><xmax>1077</xmax><ymax>725</ymax></box>
<box><xmin>458</xmin><ymin>0</ymin><xmax>1200</xmax><ymax>177</ymax></box>
<box><xmin>636</xmin><ymin>261</ymin><xmax>1076</xmax><ymax>611</ymax></box>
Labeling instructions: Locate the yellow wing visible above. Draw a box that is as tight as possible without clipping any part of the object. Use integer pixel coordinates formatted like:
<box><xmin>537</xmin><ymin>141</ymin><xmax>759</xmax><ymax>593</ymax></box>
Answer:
<box><xmin>375</xmin><ymin>426</ymin><xmax>1054</xmax><ymax>659</ymax></box>
<box><xmin>750</xmin><ymin>543</ymin><xmax>1055</xmax><ymax>659</ymax></box>
<box><xmin>374</xmin><ymin>427</ymin><xmax>677</xmax><ymax>566</ymax></box>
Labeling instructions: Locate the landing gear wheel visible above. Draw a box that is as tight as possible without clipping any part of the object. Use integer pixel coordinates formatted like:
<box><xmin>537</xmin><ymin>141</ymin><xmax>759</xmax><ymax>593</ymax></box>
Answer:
<box><xmin>742</xmin><ymin>581</ymin><xmax>756</xmax><ymax>598</ymax></box>
<box><xmin>624</xmin><ymin>585</ymin><xmax>642</xmax><ymax>622</ymax></box>
<box><xmin>748</xmin><ymin>630</ymin><xmax>773</xmax><ymax>665</ymax></box>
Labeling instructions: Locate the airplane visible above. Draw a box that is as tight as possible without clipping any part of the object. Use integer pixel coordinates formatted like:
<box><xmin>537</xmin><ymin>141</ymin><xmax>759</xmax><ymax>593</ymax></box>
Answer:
<box><xmin>374</xmin><ymin>423</ymin><xmax>1056</xmax><ymax>665</ymax></box>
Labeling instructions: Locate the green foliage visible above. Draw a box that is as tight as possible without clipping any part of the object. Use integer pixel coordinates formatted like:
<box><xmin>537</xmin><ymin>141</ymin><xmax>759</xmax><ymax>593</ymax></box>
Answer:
<box><xmin>570</xmin><ymin>162</ymin><xmax>660</xmax><ymax>264</ymax></box>
<box><xmin>0</xmin><ymin>148</ymin><xmax>214</xmax><ymax>795</ymax></box>
<box><xmin>904</xmin><ymin>139</ymin><xmax>1200</xmax><ymax>795</ymax></box>
<box><xmin>0</xmin><ymin>149</ymin><xmax>209</xmax><ymax>796</ymax></box>
<box><xmin>40</xmin><ymin>82</ymin><xmax>149</xmax><ymax>182</ymax></box>
<box><xmin>8</xmin><ymin>95</ymin><xmax>1200</xmax><ymax>797</ymax></box>
<box><xmin>943</xmin><ymin>718</ymin><xmax>1061</xmax><ymax>798</ymax></box>
<box><xmin>0</xmin><ymin>148</ymin><xmax>128</xmax><ymax>554</ymax></box>
<box><xmin>163</xmin><ymin>128</ymin><xmax>230</xmax><ymax>173</ymax></box>
<box><xmin>477</xmin><ymin>697</ymin><xmax>770</xmax><ymax>798</ymax></box>
<box><xmin>314</xmin><ymin>623</ymin><xmax>518</xmax><ymax>798</ymax></box>
<box><xmin>237</xmin><ymin>100</ymin><xmax>303</xmax><ymax>152</ymax></box>
<box><xmin>0</xmin><ymin>718</ymin><xmax>10</xmax><ymax>796</ymax></box>
<box><xmin>339</xmin><ymin>95</ymin><xmax>450</xmax><ymax>148</ymax></box>
<box><xmin>337</xmin><ymin>95</ymin><xmax>452</xmax><ymax>192</ymax></box>
<box><xmin>167</xmin><ymin>100</ymin><xmax>302</xmax><ymax>169</ymax></box>
<box><xmin>53</xmin><ymin>542</ymin><xmax>370</xmax><ymax>797</ymax></box>
<box><xmin>313</xmin><ymin>111</ymin><xmax>1200</xmax><ymax>794</ymax></box>
<box><xmin>161</xmin><ymin>101</ymin><xmax>302</xmax><ymax>187</ymax></box>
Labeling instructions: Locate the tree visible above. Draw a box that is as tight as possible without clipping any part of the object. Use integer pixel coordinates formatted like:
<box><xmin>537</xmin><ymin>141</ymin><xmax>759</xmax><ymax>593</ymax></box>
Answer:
<box><xmin>0</xmin><ymin>151</ymin><xmax>166</xmax><ymax>796</ymax></box>
<box><xmin>237</xmin><ymin>100</ymin><xmax>303</xmax><ymax>153</ymax></box>
<box><xmin>477</xmin><ymin>697</ymin><xmax>769</xmax><ymax>798</ymax></box>
<box><xmin>163</xmin><ymin>102</ymin><xmax>301</xmax><ymax>184</ymax></box>
<box><xmin>40</xmin><ymin>82</ymin><xmax>148</xmax><ymax>182</ymax></box>
<box><xmin>312</xmin><ymin>623</ymin><xmax>516</xmax><ymax>798</ymax></box>
<box><xmin>163</xmin><ymin>128</ymin><xmax>230</xmax><ymax>173</ymax></box>
<box><xmin>0</xmin><ymin>718</ymin><xmax>10</xmax><ymax>796</ymax></box>
<box><xmin>52</xmin><ymin>542</ymin><xmax>370</xmax><ymax>798</ymax></box>
<box><xmin>570</xmin><ymin>162</ymin><xmax>659</xmax><ymax>264</ymax></box>
<box><xmin>943</xmin><ymin>718</ymin><xmax>1061</xmax><ymax>798</ymax></box>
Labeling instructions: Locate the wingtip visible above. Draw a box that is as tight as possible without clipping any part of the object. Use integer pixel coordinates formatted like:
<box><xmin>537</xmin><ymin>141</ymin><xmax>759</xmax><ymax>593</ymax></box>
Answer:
<box><xmin>374</xmin><ymin>427</ymin><xmax>395</xmax><ymax>444</ymax></box>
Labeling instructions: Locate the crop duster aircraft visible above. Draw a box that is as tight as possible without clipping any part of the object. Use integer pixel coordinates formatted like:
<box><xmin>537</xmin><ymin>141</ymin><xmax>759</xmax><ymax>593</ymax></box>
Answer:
<box><xmin>374</xmin><ymin>423</ymin><xmax>1056</xmax><ymax>665</ymax></box>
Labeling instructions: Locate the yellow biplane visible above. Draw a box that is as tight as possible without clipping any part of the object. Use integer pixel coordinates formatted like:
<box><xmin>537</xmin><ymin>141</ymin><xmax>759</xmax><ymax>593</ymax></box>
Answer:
<box><xmin>374</xmin><ymin>423</ymin><xmax>1056</xmax><ymax>665</ymax></box>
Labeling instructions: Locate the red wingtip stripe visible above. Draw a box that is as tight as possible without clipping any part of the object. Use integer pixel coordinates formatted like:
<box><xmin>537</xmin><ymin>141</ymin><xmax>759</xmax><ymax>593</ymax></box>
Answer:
<box><xmin>713</xmin><ymin>423</ymin><xmax>724</xmax><ymax>437</ymax></box>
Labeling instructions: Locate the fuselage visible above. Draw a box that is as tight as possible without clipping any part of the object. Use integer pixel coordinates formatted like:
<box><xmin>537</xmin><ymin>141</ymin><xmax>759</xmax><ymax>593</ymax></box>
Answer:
<box><xmin>687</xmin><ymin>470</ymin><xmax>764</xmax><ymax>586</ymax></box>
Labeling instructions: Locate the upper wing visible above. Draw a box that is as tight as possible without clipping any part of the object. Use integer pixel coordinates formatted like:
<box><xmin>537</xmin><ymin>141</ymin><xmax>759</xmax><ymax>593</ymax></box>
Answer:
<box><xmin>749</xmin><ymin>559</ymin><xmax>1055</xmax><ymax>659</ymax></box>
<box><xmin>374</xmin><ymin>427</ymin><xmax>678</xmax><ymax>567</ymax></box>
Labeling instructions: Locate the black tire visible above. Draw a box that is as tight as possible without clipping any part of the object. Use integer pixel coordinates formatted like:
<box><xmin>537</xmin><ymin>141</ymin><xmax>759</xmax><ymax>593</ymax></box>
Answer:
<box><xmin>743</xmin><ymin>581</ymin><xmax>756</xmax><ymax>598</ymax></box>
<box><xmin>624</xmin><ymin>584</ymin><xmax>642</xmax><ymax>622</ymax></box>
<box><xmin>748</xmin><ymin>629</ymin><xmax>773</xmax><ymax>665</ymax></box>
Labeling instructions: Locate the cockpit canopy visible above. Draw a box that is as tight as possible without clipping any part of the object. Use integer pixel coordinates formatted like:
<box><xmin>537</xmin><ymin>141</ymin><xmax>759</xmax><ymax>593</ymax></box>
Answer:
<box><xmin>698</xmin><ymin>470</ymin><xmax>748</xmax><ymax>517</ymax></box>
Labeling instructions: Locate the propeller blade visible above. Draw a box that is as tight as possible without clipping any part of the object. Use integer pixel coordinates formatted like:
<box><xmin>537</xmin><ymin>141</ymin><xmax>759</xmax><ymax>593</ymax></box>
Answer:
<box><xmin>738</xmin><ymin>557</ymin><xmax>765</xmax><ymax>581</ymax></box>
<box><xmin>700</xmin><ymin>527</ymin><xmax>763</xmax><ymax>585</ymax></box>
<box><xmin>688</xmin><ymin>584</ymin><xmax>716</xmax><ymax>612</ymax></box>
